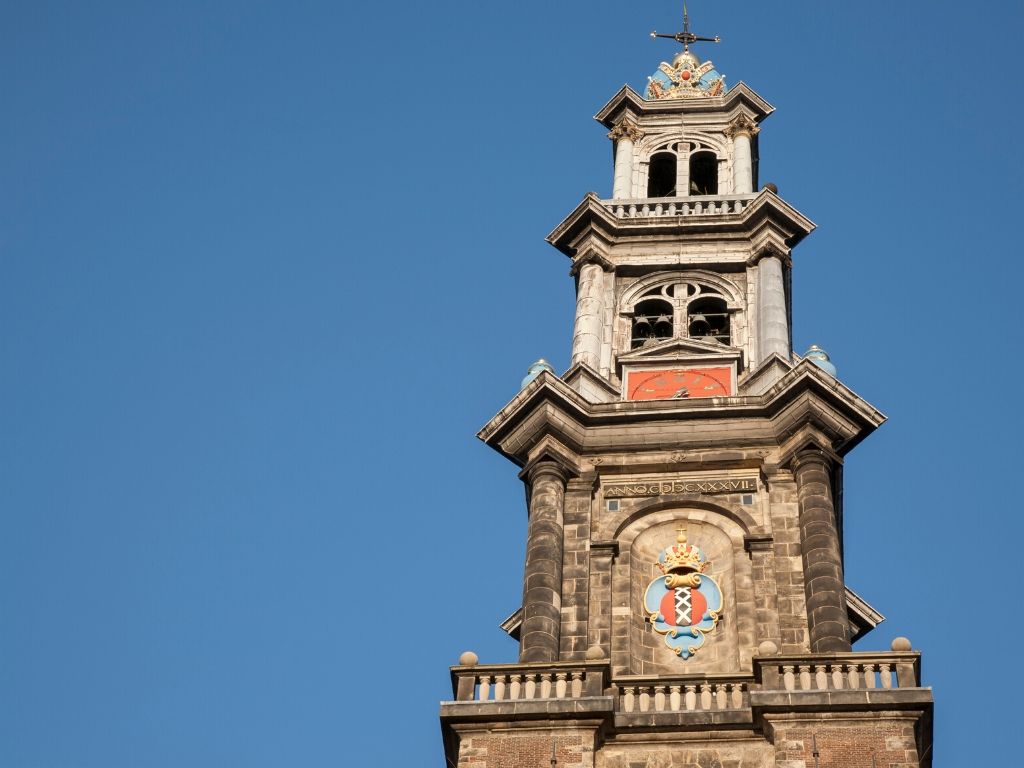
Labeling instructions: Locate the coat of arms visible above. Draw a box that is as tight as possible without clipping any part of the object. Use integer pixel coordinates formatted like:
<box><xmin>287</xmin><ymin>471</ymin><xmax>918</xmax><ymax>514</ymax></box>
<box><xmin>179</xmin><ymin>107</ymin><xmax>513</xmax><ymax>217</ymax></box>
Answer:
<box><xmin>643</xmin><ymin>528</ymin><xmax>723</xmax><ymax>659</ymax></box>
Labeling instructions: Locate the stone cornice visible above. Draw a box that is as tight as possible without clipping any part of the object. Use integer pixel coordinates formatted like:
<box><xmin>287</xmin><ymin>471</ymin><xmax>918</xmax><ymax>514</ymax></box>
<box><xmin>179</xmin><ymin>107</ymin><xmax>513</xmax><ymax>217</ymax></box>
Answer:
<box><xmin>594</xmin><ymin>82</ymin><xmax>775</xmax><ymax>129</ymax></box>
<box><xmin>478</xmin><ymin>360</ymin><xmax>886</xmax><ymax>467</ymax></box>
<box><xmin>546</xmin><ymin>189</ymin><xmax>815</xmax><ymax>260</ymax></box>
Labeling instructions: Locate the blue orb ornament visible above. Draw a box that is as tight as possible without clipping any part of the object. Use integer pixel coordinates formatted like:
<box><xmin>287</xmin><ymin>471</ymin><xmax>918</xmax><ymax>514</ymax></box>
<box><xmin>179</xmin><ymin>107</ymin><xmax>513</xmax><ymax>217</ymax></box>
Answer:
<box><xmin>803</xmin><ymin>345</ymin><xmax>837</xmax><ymax>377</ymax></box>
<box><xmin>521</xmin><ymin>359</ymin><xmax>555</xmax><ymax>389</ymax></box>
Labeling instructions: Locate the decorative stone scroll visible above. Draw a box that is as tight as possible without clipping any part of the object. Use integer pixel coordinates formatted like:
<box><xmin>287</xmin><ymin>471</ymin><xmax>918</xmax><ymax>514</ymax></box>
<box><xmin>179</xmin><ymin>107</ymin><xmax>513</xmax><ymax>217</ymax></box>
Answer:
<box><xmin>605</xmin><ymin>478</ymin><xmax>756</xmax><ymax>498</ymax></box>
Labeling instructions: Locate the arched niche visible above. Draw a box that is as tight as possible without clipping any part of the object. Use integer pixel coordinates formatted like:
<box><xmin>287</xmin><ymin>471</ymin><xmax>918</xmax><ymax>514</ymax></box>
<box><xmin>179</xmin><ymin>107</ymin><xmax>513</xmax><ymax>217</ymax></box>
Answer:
<box><xmin>610</xmin><ymin>505</ymin><xmax>757</xmax><ymax>677</ymax></box>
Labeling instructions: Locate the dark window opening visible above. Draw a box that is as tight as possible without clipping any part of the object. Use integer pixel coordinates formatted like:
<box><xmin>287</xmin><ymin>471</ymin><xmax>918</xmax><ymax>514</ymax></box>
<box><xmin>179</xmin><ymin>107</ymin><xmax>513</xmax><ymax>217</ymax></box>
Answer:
<box><xmin>687</xmin><ymin>296</ymin><xmax>730</xmax><ymax>344</ymax></box>
<box><xmin>647</xmin><ymin>152</ymin><xmax>677</xmax><ymax>198</ymax></box>
<box><xmin>689</xmin><ymin>151</ymin><xmax>718</xmax><ymax>195</ymax></box>
<box><xmin>631</xmin><ymin>299</ymin><xmax>674</xmax><ymax>349</ymax></box>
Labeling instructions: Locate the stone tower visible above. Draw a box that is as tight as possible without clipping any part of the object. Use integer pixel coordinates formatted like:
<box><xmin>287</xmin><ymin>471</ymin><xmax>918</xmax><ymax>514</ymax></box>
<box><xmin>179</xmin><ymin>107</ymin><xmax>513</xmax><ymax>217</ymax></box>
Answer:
<box><xmin>440</xmin><ymin>16</ymin><xmax>933</xmax><ymax>768</ymax></box>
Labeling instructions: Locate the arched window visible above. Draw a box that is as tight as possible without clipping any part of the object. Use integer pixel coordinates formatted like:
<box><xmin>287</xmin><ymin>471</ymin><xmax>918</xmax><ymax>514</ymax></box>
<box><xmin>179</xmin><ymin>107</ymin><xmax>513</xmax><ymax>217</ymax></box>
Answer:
<box><xmin>647</xmin><ymin>152</ymin><xmax>677</xmax><ymax>198</ymax></box>
<box><xmin>687</xmin><ymin>295</ymin><xmax>730</xmax><ymax>344</ymax></box>
<box><xmin>626</xmin><ymin>279</ymin><xmax>734</xmax><ymax>349</ymax></box>
<box><xmin>689</xmin><ymin>151</ymin><xmax>718</xmax><ymax>195</ymax></box>
<box><xmin>631</xmin><ymin>298</ymin><xmax>674</xmax><ymax>349</ymax></box>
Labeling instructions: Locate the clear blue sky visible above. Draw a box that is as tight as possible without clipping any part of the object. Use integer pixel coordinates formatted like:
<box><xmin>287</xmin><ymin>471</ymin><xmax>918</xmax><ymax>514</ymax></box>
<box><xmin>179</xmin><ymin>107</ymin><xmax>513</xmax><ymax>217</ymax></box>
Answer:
<box><xmin>2</xmin><ymin>1</ymin><xmax>1020</xmax><ymax>765</ymax></box>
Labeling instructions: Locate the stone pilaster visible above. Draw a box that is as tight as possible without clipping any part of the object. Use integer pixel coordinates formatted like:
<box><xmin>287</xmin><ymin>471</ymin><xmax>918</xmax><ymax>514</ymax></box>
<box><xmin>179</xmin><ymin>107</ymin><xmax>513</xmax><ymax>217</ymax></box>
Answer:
<box><xmin>793</xmin><ymin>450</ymin><xmax>851</xmax><ymax>652</ymax></box>
<box><xmin>559</xmin><ymin>477</ymin><xmax>594</xmax><ymax>658</ymax></box>
<box><xmin>520</xmin><ymin>461</ymin><xmax>568</xmax><ymax>662</ymax></box>
<box><xmin>586</xmin><ymin>540</ymin><xmax>617</xmax><ymax>657</ymax></box>
<box><xmin>745</xmin><ymin>534</ymin><xmax>782</xmax><ymax>648</ymax></box>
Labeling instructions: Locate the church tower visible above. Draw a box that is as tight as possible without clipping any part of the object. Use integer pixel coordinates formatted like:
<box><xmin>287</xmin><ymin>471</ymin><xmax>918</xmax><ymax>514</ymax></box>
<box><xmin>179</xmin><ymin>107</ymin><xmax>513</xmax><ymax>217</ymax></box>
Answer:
<box><xmin>440</xmin><ymin>12</ymin><xmax>933</xmax><ymax>768</ymax></box>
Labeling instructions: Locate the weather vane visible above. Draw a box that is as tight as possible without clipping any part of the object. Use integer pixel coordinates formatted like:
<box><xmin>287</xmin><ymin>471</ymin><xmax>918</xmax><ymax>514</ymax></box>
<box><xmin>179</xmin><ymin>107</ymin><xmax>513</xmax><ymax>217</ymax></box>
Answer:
<box><xmin>651</xmin><ymin>2</ymin><xmax>720</xmax><ymax>52</ymax></box>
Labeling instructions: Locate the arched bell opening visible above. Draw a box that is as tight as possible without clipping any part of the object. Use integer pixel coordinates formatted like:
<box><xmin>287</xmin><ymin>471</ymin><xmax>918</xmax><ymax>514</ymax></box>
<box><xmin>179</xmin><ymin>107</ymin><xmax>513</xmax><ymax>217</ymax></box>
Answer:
<box><xmin>647</xmin><ymin>152</ymin><xmax>677</xmax><ymax>198</ymax></box>
<box><xmin>687</xmin><ymin>296</ymin><xmax>730</xmax><ymax>344</ymax></box>
<box><xmin>631</xmin><ymin>298</ymin><xmax>674</xmax><ymax>349</ymax></box>
<box><xmin>688</xmin><ymin>151</ymin><xmax>718</xmax><ymax>195</ymax></box>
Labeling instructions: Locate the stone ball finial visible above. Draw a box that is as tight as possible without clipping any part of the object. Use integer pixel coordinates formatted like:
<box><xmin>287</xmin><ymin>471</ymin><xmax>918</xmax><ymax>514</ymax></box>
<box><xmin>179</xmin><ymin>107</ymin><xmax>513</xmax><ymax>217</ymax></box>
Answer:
<box><xmin>891</xmin><ymin>637</ymin><xmax>912</xmax><ymax>652</ymax></box>
<box><xmin>520</xmin><ymin>358</ymin><xmax>556</xmax><ymax>390</ymax></box>
<box><xmin>762</xmin><ymin>182</ymin><xmax>778</xmax><ymax>194</ymax></box>
<box><xmin>585</xmin><ymin>645</ymin><xmax>605</xmax><ymax>660</ymax></box>
<box><xmin>458</xmin><ymin>651</ymin><xmax>479</xmax><ymax>666</ymax></box>
<box><xmin>757</xmin><ymin>640</ymin><xmax>779</xmax><ymax>656</ymax></box>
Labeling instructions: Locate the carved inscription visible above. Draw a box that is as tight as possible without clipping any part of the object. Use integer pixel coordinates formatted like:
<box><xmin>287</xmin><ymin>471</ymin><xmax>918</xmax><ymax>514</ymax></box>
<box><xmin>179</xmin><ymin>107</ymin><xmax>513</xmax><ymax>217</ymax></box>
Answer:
<box><xmin>604</xmin><ymin>478</ymin><xmax>757</xmax><ymax>498</ymax></box>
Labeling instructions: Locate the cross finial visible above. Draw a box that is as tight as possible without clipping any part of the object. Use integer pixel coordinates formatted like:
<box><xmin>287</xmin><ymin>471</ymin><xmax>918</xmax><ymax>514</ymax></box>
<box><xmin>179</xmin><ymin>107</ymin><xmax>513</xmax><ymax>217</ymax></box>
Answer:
<box><xmin>651</xmin><ymin>2</ymin><xmax>721</xmax><ymax>52</ymax></box>
<box><xmin>676</xmin><ymin>525</ymin><xmax>688</xmax><ymax>544</ymax></box>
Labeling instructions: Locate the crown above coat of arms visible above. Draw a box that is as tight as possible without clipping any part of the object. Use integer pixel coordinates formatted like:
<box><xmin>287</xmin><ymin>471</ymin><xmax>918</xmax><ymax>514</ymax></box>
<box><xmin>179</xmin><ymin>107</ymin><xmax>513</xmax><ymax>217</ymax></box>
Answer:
<box><xmin>657</xmin><ymin>528</ymin><xmax>709</xmax><ymax>574</ymax></box>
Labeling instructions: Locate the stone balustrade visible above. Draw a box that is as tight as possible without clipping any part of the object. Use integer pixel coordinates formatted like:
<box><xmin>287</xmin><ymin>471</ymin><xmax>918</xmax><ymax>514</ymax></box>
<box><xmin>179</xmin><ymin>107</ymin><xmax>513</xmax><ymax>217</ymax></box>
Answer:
<box><xmin>450</xmin><ymin>661</ymin><xmax>608</xmax><ymax>703</ymax></box>
<box><xmin>446</xmin><ymin>651</ymin><xmax>922</xmax><ymax>713</ymax></box>
<box><xmin>756</xmin><ymin>652</ymin><xmax>921</xmax><ymax>693</ymax></box>
<box><xmin>616</xmin><ymin>675</ymin><xmax>752</xmax><ymax>713</ymax></box>
<box><xmin>602</xmin><ymin>194</ymin><xmax>755</xmax><ymax>220</ymax></box>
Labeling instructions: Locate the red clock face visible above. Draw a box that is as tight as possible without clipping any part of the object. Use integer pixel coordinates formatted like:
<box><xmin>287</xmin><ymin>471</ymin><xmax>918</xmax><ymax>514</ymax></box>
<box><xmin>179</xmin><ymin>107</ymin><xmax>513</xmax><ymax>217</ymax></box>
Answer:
<box><xmin>626</xmin><ymin>367</ymin><xmax>732</xmax><ymax>401</ymax></box>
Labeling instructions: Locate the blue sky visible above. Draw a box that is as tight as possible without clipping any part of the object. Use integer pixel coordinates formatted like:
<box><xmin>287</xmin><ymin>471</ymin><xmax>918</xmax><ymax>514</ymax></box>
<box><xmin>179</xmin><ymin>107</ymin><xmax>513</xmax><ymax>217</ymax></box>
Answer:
<box><xmin>2</xmin><ymin>1</ymin><xmax>1020</xmax><ymax>765</ymax></box>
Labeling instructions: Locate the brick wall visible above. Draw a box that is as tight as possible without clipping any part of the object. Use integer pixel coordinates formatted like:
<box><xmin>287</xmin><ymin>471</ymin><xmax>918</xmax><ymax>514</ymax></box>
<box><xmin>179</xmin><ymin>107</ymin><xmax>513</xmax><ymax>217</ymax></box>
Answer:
<box><xmin>767</xmin><ymin>714</ymin><xmax>921</xmax><ymax>768</ymax></box>
<box><xmin>456</xmin><ymin>727</ymin><xmax>596</xmax><ymax>768</ymax></box>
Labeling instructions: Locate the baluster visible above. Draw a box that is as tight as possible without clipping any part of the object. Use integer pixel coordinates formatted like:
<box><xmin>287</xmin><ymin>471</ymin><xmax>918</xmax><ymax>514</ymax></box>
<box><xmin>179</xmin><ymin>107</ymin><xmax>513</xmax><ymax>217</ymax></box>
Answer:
<box><xmin>864</xmin><ymin>664</ymin><xmax>877</xmax><ymax>689</ymax></box>
<box><xmin>681</xmin><ymin>202</ymin><xmax>691</xmax><ymax>215</ymax></box>
<box><xmin>615</xmin><ymin>204</ymin><xmax>624</xmax><ymax>217</ymax></box>
<box><xmin>524</xmin><ymin>674</ymin><xmax>537</xmax><ymax>699</ymax></box>
<box><xmin>799</xmin><ymin>665</ymin><xmax>812</xmax><ymax>691</ymax></box>
<box><xmin>694</xmin><ymin>201</ymin><xmax>703</xmax><ymax>214</ymax></box>
<box><xmin>684</xmin><ymin>684</ymin><xmax>697</xmax><ymax>711</ymax></box>
<box><xmin>736</xmin><ymin>200</ymin><xmax>745</xmax><ymax>212</ymax></box>
<box><xmin>638</xmin><ymin>687</ymin><xmax>651</xmax><ymax>712</ymax></box>
<box><xmin>847</xmin><ymin>664</ymin><xmax>860</xmax><ymax>689</ymax></box>
<box><xmin>493</xmin><ymin>675</ymin><xmax>506</xmax><ymax>701</ymax></box>
<box><xmin>782</xmin><ymin>665</ymin><xmax>796</xmax><ymax>691</ymax></box>
<box><xmin>815</xmin><ymin>665</ymin><xmax>828</xmax><ymax>690</ymax></box>
<box><xmin>570</xmin><ymin>671</ymin><xmax>583</xmax><ymax>698</ymax></box>
<box><xmin>479</xmin><ymin>675</ymin><xmax>491</xmax><ymax>702</ymax></box>
<box><xmin>654</xmin><ymin>686</ymin><xmax>666</xmax><ymax>712</ymax></box>
<box><xmin>654</xmin><ymin>203</ymin><xmax>663</xmax><ymax>216</ymax></box>
<box><xmin>540</xmin><ymin>674</ymin><xmax>552</xmax><ymax>699</ymax></box>
<box><xmin>709</xmin><ymin>201</ymin><xmax>718</xmax><ymax>214</ymax></box>
<box><xmin>730</xmin><ymin>683</ymin><xmax>744</xmax><ymax>709</ymax></box>
<box><xmin>623</xmin><ymin>687</ymin><xmax>635</xmax><ymax>713</ymax></box>
<box><xmin>668</xmin><ymin>202</ymin><xmax>677</xmax><ymax>216</ymax></box>
<box><xmin>699</xmin><ymin>684</ymin><xmax>713</xmax><ymax>710</ymax></box>
<box><xmin>509</xmin><ymin>674</ymin><xmax>522</xmax><ymax>700</ymax></box>
<box><xmin>832</xmin><ymin>665</ymin><xmax>845</xmax><ymax>690</ymax></box>
<box><xmin>555</xmin><ymin>672</ymin><xmax>567</xmax><ymax>699</ymax></box>
<box><xmin>628</xmin><ymin>204</ymin><xmax>637</xmax><ymax>217</ymax></box>
<box><xmin>669</xmin><ymin>685</ymin><xmax>682</xmax><ymax>711</ymax></box>
<box><xmin>715</xmin><ymin>684</ymin><xmax>728</xmax><ymax>709</ymax></box>
<box><xmin>642</xmin><ymin>203</ymin><xmax>652</xmax><ymax>217</ymax></box>
<box><xmin>880</xmin><ymin>663</ymin><xmax>893</xmax><ymax>689</ymax></box>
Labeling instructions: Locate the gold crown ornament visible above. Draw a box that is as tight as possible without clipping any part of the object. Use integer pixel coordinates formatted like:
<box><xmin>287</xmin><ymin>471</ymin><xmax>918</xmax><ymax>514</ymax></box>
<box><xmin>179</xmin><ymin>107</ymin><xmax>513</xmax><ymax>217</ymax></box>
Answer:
<box><xmin>657</xmin><ymin>527</ymin><xmax>709</xmax><ymax>574</ymax></box>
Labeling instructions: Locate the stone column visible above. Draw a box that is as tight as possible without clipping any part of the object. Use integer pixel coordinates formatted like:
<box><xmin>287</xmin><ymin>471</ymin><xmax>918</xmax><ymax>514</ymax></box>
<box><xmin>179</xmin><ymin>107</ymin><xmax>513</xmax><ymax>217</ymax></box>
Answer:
<box><xmin>756</xmin><ymin>252</ymin><xmax>790</xmax><ymax>361</ymax></box>
<box><xmin>571</xmin><ymin>261</ymin><xmax>606</xmax><ymax>372</ymax></box>
<box><xmin>793</xmin><ymin>450</ymin><xmax>851</xmax><ymax>653</ymax></box>
<box><xmin>608</xmin><ymin>119</ymin><xmax>643</xmax><ymax>199</ymax></box>
<box><xmin>725</xmin><ymin>115</ymin><xmax>759</xmax><ymax>195</ymax></box>
<box><xmin>520</xmin><ymin>462</ymin><xmax>567</xmax><ymax>663</ymax></box>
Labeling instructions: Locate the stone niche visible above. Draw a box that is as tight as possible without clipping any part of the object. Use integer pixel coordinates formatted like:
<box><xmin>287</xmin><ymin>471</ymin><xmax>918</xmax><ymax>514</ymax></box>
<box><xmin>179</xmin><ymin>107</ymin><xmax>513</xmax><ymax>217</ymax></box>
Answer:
<box><xmin>613</xmin><ymin>507</ymin><xmax>757</xmax><ymax>676</ymax></box>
